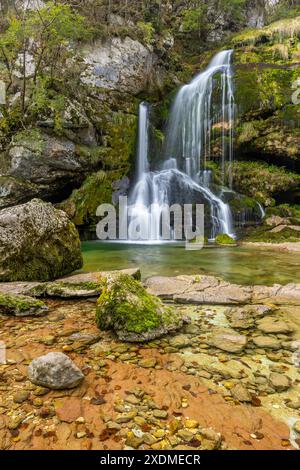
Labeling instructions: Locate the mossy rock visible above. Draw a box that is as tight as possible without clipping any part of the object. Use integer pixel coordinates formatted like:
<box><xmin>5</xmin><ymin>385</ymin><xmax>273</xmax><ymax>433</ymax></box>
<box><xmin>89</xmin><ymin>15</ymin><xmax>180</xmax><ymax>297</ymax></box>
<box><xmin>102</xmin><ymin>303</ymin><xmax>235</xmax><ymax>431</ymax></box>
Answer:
<box><xmin>215</xmin><ymin>234</ymin><xmax>236</xmax><ymax>246</ymax></box>
<box><xmin>96</xmin><ymin>274</ymin><xmax>187</xmax><ymax>342</ymax></box>
<box><xmin>0</xmin><ymin>293</ymin><xmax>48</xmax><ymax>317</ymax></box>
<box><xmin>245</xmin><ymin>223</ymin><xmax>300</xmax><ymax>243</ymax></box>
<box><xmin>265</xmin><ymin>204</ymin><xmax>300</xmax><ymax>218</ymax></box>
<box><xmin>0</xmin><ymin>199</ymin><xmax>83</xmax><ymax>282</ymax></box>
<box><xmin>46</xmin><ymin>281</ymin><xmax>100</xmax><ymax>298</ymax></box>
<box><xmin>229</xmin><ymin>161</ymin><xmax>300</xmax><ymax>206</ymax></box>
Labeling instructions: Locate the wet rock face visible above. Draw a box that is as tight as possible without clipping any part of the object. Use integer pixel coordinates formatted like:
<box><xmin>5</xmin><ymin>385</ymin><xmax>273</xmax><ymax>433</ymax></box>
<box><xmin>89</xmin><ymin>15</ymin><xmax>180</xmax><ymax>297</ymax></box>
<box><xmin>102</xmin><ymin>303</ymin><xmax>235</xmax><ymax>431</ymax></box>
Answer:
<box><xmin>0</xmin><ymin>130</ymin><xmax>102</xmax><ymax>204</ymax></box>
<box><xmin>28</xmin><ymin>352</ymin><xmax>84</xmax><ymax>390</ymax></box>
<box><xmin>96</xmin><ymin>274</ymin><xmax>187</xmax><ymax>342</ymax></box>
<box><xmin>0</xmin><ymin>176</ymin><xmax>41</xmax><ymax>210</ymax></box>
<box><xmin>0</xmin><ymin>199</ymin><xmax>83</xmax><ymax>282</ymax></box>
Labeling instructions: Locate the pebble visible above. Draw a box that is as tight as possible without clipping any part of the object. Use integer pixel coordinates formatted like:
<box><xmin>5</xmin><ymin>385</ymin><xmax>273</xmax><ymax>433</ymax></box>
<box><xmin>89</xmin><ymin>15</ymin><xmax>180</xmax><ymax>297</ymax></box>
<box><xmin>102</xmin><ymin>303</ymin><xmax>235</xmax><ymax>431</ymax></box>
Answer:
<box><xmin>169</xmin><ymin>335</ymin><xmax>192</xmax><ymax>349</ymax></box>
<box><xmin>13</xmin><ymin>390</ymin><xmax>30</xmax><ymax>403</ymax></box>
<box><xmin>153</xmin><ymin>429</ymin><xmax>165</xmax><ymax>439</ymax></box>
<box><xmin>28</xmin><ymin>352</ymin><xmax>84</xmax><ymax>390</ymax></box>
<box><xmin>32</xmin><ymin>398</ymin><xmax>43</xmax><ymax>407</ymax></box>
<box><xmin>143</xmin><ymin>433</ymin><xmax>157</xmax><ymax>445</ymax></box>
<box><xmin>115</xmin><ymin>411</ymin><xmax>137</xmax><ymax>423</ymax></box>
<box><xmin>293</xmin><ymin>421</ymin><xmax>300</xmax><ymax>434</ymax></box>
<box><xmin>286</xmin><ymin>400</ymin><xmax>300</xmax><ymax>410</ymax></box>
<box><xmin>184</xmin><ymin>419</ymin><xmax>199</xmax><ymax>429</ymax></box>
<box><xmin>169</xmin><ymin>418</ymin><xmax>182</xmax><ymax>434</ymax></box>
<box><xmin>76</xmin><ymin>417</ymin><xmax>85</xmax><ymax>424</ymax></box>
<box><xmin>125</xmin><ymin>431</ymin><xmax>144</xmax><ymax>449</ymax></box>
<box><xmin>7</xmin><ymin>416</ymin><xmax>23</xmax><ymax>430</ymax></box>
<box><xmin>33</xmin><ymin>386</ymin><xmax>49</xmax><ymax>396</ymax></box>
<box><xmin>41</xmin><ymin>335</ymin><xmax>56</xmax><ymax>346</ymax></box>
<box><xmin>134</xmin><ymin>416</ymin><xmax>147</xmax><ymax>427</ymax></box>
<box><xmin>269</xmin><ymin>373</ymin><xmax>291</xmax><ymax>392</ymax></box>
<box><xmin>139</xmin><ymin>358</ymin><xmax>157</xmax><ymax>368</ymax></box>
<box><xmin>177</xmin><ymin>429</ymin><xmax>194</xmax><ymax>442</ymax></box>
<box><xmin>107</xmin><ymin>421</ymin><xmax>121</xmax><ymax>431</ymax></box>
<box><xmin>253</xmin><ymin>336</ymin><xmax>281</xmax><ymax>350</ymax></box>
<box><xmin>125</xmin><ymin>394</ymin><xmax>140</xmax><ymax>405</ymax></box>
<box><xmin>231</xmin><ymin>384</ymin><xmax>252</xmax><ymax>403</ymax></box>
<box><xmin>153</xmin><ymin>409</ymin><xmax>168</xmax><ymax>419</ymax></box>
<box><xmin>210</xmin><ymin>331</ymin><xmax>247</xmax><ymax>353</ymax></box>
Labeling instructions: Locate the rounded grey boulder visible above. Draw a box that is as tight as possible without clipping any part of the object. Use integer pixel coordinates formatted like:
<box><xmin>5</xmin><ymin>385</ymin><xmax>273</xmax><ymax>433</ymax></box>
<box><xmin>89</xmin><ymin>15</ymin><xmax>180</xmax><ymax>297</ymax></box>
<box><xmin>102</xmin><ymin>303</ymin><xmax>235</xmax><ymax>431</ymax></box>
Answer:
<box><xmin>28</xmin><ymin>352</ymin><xmax>84</xmax><ymax>390</ymax></box>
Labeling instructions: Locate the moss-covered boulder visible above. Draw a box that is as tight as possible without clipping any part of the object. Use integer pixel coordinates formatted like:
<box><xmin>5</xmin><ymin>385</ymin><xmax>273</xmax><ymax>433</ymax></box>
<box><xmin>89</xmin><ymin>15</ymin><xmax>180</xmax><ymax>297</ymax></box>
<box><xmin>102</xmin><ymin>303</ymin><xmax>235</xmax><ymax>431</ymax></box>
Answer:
<box><xmin>0</xmin><ymin>199</ymin><xmax>83</xmax><ymax>281</ymax></box>
<box><xmin>244</xmin><ymin>204</ymin><xmax>300</xmax><ymax>243</ymax></box>
<box><xmin>96</xmin><ymin>274</ymin><xmax>187</xmax><ymax>342</ymax></box>
<box><xmin>0</xmin><ymin>293</ymin><xmax>48</xmax><ymax>317</ymax></box>
<box><xmin>215</xmin><ymin>234</ymin><xmax>237</xmax><ymax>246</ymax></box>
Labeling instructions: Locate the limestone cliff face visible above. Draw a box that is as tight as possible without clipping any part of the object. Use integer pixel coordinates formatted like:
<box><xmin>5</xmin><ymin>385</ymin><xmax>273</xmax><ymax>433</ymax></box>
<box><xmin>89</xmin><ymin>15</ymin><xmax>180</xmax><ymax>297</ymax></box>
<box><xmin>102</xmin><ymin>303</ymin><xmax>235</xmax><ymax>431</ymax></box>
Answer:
<box><xmin>81</xmin><ymin>37</ymin><xmax>165</xmax><ymax>95</ymax></box>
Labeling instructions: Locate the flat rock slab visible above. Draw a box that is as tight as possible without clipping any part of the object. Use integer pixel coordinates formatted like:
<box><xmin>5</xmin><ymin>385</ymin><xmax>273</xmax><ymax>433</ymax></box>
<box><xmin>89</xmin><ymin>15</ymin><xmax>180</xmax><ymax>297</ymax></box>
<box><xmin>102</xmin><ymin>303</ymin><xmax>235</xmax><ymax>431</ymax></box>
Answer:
<box><xmin>145</xmin><ymin>275</ymin><xmax>300</xmax><ymax>306</ymax></box>
<box><xmin>0</xmin><ymin>268</ymin><xmax>140</xmax><ymax>298</ymax></box>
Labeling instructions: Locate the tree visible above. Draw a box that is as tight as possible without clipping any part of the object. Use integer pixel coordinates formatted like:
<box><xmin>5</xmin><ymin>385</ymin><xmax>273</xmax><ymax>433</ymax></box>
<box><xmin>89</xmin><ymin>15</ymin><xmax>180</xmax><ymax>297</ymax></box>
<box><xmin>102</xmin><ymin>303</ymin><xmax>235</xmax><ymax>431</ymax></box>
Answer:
<box><xmin>0</xmin><ymin>1</ymin><xmax>92</xmax><ymax>119</ymax></box>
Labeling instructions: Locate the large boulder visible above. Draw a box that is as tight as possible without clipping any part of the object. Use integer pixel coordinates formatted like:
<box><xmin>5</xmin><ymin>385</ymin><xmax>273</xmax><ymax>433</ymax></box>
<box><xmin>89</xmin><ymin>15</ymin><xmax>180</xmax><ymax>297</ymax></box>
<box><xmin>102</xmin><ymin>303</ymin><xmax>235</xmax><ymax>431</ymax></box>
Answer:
<box><xmin>0</xmin><ymin>199</ymin><xmax>83</xmax><ymax>281</ymax></box>
<box><xmin>28</xmin><ymin>352</ymin><xmax>84</xmax><ymax>390</ymax></box>
<box><xmin>96</xmin><ymin>274</ymin><xmax>187</xmax><ymax>342</ymax></box>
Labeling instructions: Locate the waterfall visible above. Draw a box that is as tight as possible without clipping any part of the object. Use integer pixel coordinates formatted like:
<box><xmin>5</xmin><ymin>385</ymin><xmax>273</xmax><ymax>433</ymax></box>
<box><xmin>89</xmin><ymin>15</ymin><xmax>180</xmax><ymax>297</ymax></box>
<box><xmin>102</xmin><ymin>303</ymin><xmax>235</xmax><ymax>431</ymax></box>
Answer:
<box><xmin>136</xmin><ymin>102</ymin><xmax>149</xmax><ymax>178</ymax></box>
<box><xmin>163</xmin><ymin>49</ymin><xmax>235</xmax><ymax>184</ymax></box>
<box><xmin>128</xmin><ymin>50</ymin><xmax>236</xmax><ymax>242</ymax></box>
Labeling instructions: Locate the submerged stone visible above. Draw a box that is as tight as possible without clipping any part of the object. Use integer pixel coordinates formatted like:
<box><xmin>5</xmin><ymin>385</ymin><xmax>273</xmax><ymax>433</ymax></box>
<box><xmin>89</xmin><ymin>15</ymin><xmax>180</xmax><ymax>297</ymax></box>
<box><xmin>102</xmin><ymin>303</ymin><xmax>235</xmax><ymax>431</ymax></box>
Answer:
<box><xmin>96</xmin><ymin>274</ymin><xmax>187</xmax><ymax>342</ymax></box>
<box><xmin>269</xmin><ymin>372</ymin><xmax>291</xmax><ymax>392</ymax></box>
<box><xmin>257</xmin><ymin>317</ymin><xmax>294</xmax><ymax>334</ymax></box>
<box><xmin>210</xmin><ymin>330</ymin><xmax>247</xmax><ymax>353</ymax></box>
<box><xmin>252</xmin><ymin>336</ymin><xmax>281</xmax><ymax>350</ymax></box>
<box><xmin>226</xmin><ymin>304</ymin><xmax>273</xmax><ymax>329</ymax></box>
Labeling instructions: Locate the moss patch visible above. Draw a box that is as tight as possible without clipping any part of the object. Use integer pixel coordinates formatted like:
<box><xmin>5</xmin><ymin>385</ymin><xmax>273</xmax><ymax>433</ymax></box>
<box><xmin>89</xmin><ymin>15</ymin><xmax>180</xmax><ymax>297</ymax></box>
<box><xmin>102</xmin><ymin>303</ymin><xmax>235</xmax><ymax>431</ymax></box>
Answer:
<box><xmin>0</xmin><ymin>293</ymin><xmax>48</xmax><ymax>317</ymax></box>
<box><xmin>62</xmin><ymin>170</ymin><xmax>115</xmax><ymax>226</ymax></box>
<box><xmin>229</xmin><ymin>161</ymin><xmax>300</xmax><ymax>206</ymax></box>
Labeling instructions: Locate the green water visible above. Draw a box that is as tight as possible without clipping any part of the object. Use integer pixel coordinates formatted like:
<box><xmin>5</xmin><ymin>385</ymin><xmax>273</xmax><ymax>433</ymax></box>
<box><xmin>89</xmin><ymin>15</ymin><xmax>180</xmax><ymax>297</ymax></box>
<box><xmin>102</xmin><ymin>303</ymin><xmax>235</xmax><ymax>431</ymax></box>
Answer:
<box><xmin>81</xmin><ymin>241</ymin><xmax>300</xmax><ymax>286</ymax></box>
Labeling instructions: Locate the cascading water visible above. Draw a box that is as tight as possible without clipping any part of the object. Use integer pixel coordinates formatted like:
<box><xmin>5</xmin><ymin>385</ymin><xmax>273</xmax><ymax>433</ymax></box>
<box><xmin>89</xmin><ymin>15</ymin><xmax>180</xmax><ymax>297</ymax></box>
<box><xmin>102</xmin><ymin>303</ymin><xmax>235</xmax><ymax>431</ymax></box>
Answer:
<box><xmin>163</xmin><ymin>50</ymin><xmax>235</xmax><ymax>184</ymax></box>
<box><xmin>128</xmin><ymin>50</ymin><xmax>236</xmax><ymax>242</ymax></box>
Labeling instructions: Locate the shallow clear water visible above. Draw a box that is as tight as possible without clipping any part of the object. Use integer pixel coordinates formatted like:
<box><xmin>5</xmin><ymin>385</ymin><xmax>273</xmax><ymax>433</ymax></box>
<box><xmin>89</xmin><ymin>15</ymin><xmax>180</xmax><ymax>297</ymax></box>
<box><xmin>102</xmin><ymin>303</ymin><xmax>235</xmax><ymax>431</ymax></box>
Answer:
<box><xmin>81</xmin><ymin>241</ymin><xmax>300</xmax><ymax>286</ymax></box>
